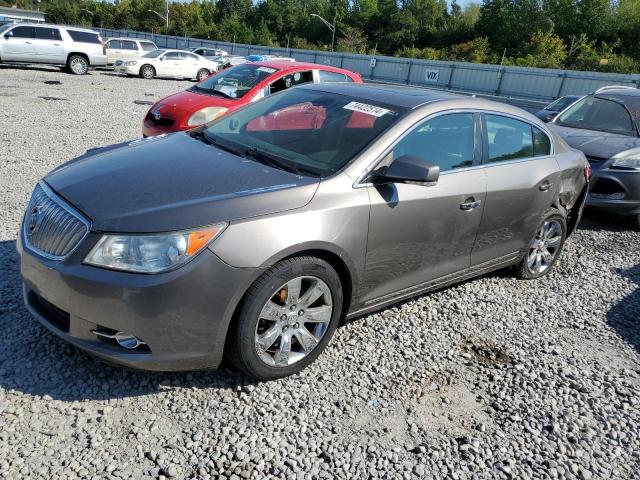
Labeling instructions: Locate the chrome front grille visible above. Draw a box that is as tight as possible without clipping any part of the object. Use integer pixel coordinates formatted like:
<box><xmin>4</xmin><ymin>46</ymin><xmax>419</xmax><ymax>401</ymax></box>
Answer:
<box><xmin>23</xmin><ymin>183</ymin><xmax>90</xmax><ymax>259</ymax></box>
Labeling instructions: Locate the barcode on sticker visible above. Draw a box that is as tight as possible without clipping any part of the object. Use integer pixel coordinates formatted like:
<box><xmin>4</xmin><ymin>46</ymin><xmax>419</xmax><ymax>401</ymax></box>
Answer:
<box><xmin>343</xmin><ymin>101</ymin><xmax>390</xmax><ymax>117</ymax></box>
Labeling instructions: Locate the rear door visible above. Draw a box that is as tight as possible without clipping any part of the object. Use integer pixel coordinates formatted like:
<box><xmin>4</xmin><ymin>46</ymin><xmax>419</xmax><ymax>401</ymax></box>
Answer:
<box><xmin>362</xmin><ymin>112</ymin><xmax>487</xmax><ymax>303</ymax></box>
<box><xmin>2</xmin><ymin>25</ymin><xmax>36</xmax><ymax>62</ymax></box>
<box><xmin>120</xmin><ymin>39</ymin><xmax>138</xmax><ymax>60</ymax></box>
<box><xmin>33</xmin><ymin>27</ymin><xmax>65</xmax><ymax>64</ymax></box>
<box><xmin>472</xmin><ymin>113</ymin><xmax>559</xmax><ymax>265</ymax></box>
<box><xmin>181</xmin><ymin>51</ymin><xmax>201</xmax><ymax>78</ymax></box>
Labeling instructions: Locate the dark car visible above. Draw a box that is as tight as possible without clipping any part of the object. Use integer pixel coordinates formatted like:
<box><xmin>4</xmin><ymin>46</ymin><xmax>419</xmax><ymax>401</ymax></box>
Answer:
<box><xmin>535</xmin><ymin>95</ymin><xmax>582</xmax><ymax>122</ymax></box>
<box><xmin>19</xmin><ymin>84</ymin><xmax>588</xmax><ymax>380</ymax></box>
<box><xmin>551</xmin><ymin>86</ymin><xmax>640</xmax><ymax>227</ymax></box>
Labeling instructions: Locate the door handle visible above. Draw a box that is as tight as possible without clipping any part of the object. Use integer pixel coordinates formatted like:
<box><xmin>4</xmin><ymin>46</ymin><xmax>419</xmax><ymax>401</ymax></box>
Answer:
<box><xmin>25</xmin><ymin>41</ymin><xmax>32</xmax><ymax>44</ymax></box>
<box><xmin>460</xmin><ymin>199</ymin><xmax>481</xmax><ymax>211</ymax></box>
<box><xmin>539</xmin><ymin>182</ymin><xmax>554</xmax><ymax>192</ymax></box>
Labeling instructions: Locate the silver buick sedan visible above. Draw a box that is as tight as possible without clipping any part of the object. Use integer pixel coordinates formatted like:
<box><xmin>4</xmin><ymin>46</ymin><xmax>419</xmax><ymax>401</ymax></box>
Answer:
<box><xmin>19</xmin><ymin>84</ymin><xmax>589</xmax><ymax>380</ymax></box>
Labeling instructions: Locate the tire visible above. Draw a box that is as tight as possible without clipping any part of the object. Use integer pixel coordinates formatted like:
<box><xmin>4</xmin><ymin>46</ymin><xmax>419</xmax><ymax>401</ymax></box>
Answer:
<box><xmin>67</xmin><ymin>55</ymin><xmax>89</xmax><ymax>75</ymax></box>
<box><xmin>196</xmin><ymin>68</ymin><xmax>210</xmax><ymax>82</ymax></box>
<box><xmin>514</xmin><ymin>208</ymin><xmax>567</xmax><ymax>280</ymax></box>
<box><xmin>227</xmin><ymin>256</ymin><xmax>343</xmax><ymax>380</ymax></box>
<box><xmin>139</xmin><ymin>64</ymin><xmax>155</xmax><ymax>79</ymax></box>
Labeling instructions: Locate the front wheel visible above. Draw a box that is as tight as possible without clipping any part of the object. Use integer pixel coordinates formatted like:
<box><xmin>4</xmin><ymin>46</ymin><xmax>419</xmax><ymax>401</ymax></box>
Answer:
<box><xmin>67</xmin><ymin>55</ymin><xmax>89</xmax><ymax>75</ymax></box>
<box><xmin>515</xmin><ymin>208</ymin><xmax>566</xmax><ymax>280</ymax></box>
<box><xmin>227</xmin><ymin>256</ymin><xmax>343</xmax><ymax>380</ymax></box>
<box><xmin>139</xmin><ymin>64</ymin><xmax>155</xmax><ymax>79</ymax></box>
<box><xmin>196</xmin><ymin>68</ymin><xmax>210</xmax><ymax>82</ymax></box>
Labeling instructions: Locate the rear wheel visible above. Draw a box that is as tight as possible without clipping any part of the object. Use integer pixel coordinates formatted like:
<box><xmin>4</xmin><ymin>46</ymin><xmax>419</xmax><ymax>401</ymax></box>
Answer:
<box><xmin>67</xmin><ymin>55</ymin><xmax>89</xmax><ymax>75</ymax></box>
<box><xmin>227</xmin><ymin>257</ymin><xmax>343</xmax><ymax>380</ymax></box>
<box><xmin>515</xmin><ymin>208</ymin><xmax>566</xmax><ymax>280</ymax></box>
<box><xmin>196</xmin><ymin>68</ymin><xmax>210</xmax><ymax>82</ymax></box>
<box><xmin>139</xmin><ymin>64</ymin><xmax>155</xmax><ymax>79</ymax></box>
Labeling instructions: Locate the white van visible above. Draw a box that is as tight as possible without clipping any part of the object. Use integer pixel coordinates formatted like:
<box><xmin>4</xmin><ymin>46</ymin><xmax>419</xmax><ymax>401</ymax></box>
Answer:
<box><xmin>104</xmin><ymin>38</ymin><xmax>157</xmax><ymax>65</ymax></box>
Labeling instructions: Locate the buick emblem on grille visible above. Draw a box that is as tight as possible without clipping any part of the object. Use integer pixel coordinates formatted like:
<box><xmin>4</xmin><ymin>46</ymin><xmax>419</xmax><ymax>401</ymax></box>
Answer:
<box><xmin>27</xmin><ymin>205</ymin><xmax>45</xmax><ymax>236</ymax></box>
<box><xmin>153</xmin><ymin>108</ymin><xmax>162</xmax><ymax>121</ymax></box>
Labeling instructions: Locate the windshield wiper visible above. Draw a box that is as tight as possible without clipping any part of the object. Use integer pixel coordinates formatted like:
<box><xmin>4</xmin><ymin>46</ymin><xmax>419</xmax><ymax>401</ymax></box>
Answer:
<box><xmin>189</xmin><ymin>130</ymin><xmax>246</xmax><ymax>156</ymax></box>
<box><xmin>245</xmin><ymin>147</ymin><xmax>319</xmax><ymax>177</ymax></box>
<box><xmin>190</xmin><ymin>85</ymin><xmax>233</xmax><ymax>99</ymax></box>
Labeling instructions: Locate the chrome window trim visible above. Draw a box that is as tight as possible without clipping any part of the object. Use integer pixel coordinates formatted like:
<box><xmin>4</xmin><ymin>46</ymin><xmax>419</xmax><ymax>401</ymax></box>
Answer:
<box><xmin>353</xmin><ymin>108</ymin><xmax>555</xmax><ymax>188</ymax></box>
<box><xmin>23</xmin><ymin>181</ymin><xmax>92</xmax><ymax>261</ymax></box>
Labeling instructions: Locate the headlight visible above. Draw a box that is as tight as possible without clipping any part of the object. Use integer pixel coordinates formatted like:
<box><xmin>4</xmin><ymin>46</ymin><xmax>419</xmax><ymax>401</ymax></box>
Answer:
<box><xmin>84</xmin><ymin>223</ymin><xmax>227</xmax><ymax>273</ymax></box>
<box><xmin>611</xmin><ymin>153</ymin><xmax>640</xmax><ymax>169</ymax></box>
<box><xmin>124</xmin><ymin>60</ymin><xmax>138</xmax><ymax>66</ymax></box>
<box><xmin>187</xmin><ymin>107</ymin><xmax>228</xmax><ymax>126</ymax></box>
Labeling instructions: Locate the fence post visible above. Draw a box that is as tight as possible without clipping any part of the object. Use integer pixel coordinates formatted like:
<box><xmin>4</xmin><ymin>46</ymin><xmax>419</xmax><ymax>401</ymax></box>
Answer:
<box><xmin>405</xmin><ymin>61</ymin><xmax>413</xmax><ymax>84</ymax></box>
<box><xmin>495</xmin><ymin>67</ymin><xmax>505</xmax><ymax>96</ymax></box>
<box><xmin>446</xmin><ymin>64</ymin><xmax>456</xmax><ymax>90</ymax></box>
<box><xmin>556</xmin><ymin>72</ymin><xmax>567</xmax><ymax>99</ymax></box>
<box><xmin>313</xmin><ymin>51</ymin><xmax>318</xmax><ymax>63</ymax></box>
<box><xmin>340</xmin><ymin>54</ymin><xmax>344</xmax><ymax>68</ymax></box>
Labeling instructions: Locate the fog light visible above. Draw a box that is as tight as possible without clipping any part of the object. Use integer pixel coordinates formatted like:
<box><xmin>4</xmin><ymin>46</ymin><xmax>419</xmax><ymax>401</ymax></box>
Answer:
<box><xmin>92</xmin><ymin>328</ymin><xmax>148</xmax><ymax>351</ymax></box>
<box><xmin>115</xmin><ymin>333</ymin><xmax>146</xmax><ymax>349</ymax></box>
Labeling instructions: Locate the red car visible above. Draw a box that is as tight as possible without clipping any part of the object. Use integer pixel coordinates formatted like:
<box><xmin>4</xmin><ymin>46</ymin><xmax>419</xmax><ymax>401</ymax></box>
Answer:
<box><xmin>143</xmin><ymin>61</ymin><xmax>363</xmax><ymax>137</ymax></box>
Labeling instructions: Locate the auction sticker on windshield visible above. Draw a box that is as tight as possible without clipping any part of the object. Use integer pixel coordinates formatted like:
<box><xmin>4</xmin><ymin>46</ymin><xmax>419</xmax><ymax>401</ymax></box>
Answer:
<box><xmin>343</xmin><ymin>101</ymin><xmax>391</xmax><ymax>117</ymax></box>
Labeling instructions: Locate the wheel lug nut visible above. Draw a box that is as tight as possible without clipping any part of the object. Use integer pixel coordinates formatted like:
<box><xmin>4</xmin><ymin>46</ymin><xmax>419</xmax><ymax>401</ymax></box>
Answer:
<box><xmin>290</xmin><ymin>305</ymin><xmax>296</xmax><ymax>311</ymax></box>
<box><xmin>280</xmin><ymin>315</ymin><xmax>287</xmax><ymax>321</ymax></box>
<box><xmin>298</xmin><ymin>310</ymin><xmax>304</xmax><ymax>316</ymax></box>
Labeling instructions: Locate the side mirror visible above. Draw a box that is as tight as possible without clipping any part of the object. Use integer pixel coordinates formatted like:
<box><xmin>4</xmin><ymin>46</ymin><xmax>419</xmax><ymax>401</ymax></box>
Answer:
<box><xmin>371</xmin><ymin>155</ymin><xmax>439</xmax><ymax>185</ymax></box>
<box><xmin>4</xmin><ymin>33</ymin><xmax>11</xmax><ymax>39</ymax></box>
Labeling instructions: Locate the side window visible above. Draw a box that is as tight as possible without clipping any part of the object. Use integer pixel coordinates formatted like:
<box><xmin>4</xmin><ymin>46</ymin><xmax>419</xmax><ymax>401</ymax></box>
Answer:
<box><xmin>392</xmin><ymin>113</ymin><xmax>475</xmax><ymax>172</ymax></box>
<box><xmin>34</xmin><ymin>27</ymin><xmax>62</xmax><ymax>40</ymax></box>
<box><xmin>121</xmin><ymin>40</ymin><xmax>137</xmax><ymax>50</ymax></box>
<box><xmin>9</xmin><ymin>26</ymin><xmax>34</xmax><ymax>38</ymax></box>
<box><xmin>269</xmin><ymin>71</ymin><xmax>313</xmax><ymax>95</ymax></box>
<box><xmin>485</xmin><ymin>115</ymin><xmax>533</xmax><ymax>163</ymax></box>
<box><xmin>139</xmin><ymin>42</ymin><xmax>156</xmax><ymax>51</ymax></box>
<box><xmin>533</xmin><ymin>127</ymin><xmax>551</xmax><ymax>157</ymax></box>
<box><xmin>67</xmin><ymin>30</ymin><xmax>101</xmax><ymax>44</ymax></box>
<box><xmin>107</xmin><ymin>39</ymin><xmax>122</xmax><ymax>49</ymax></box>
<box><xmin>163</xmin><ymin>51</ymin><xmax>181</xmax><ymax>60</ymax></box>
<box><xmin>183</xmin><ymin>52</ymin><xmax>199</xmax><ymax>60</ymax></box>
<box><xmin>319</xmin><ymin>70</ymin><xmax>352</xmax><ymax>83</ymax></box>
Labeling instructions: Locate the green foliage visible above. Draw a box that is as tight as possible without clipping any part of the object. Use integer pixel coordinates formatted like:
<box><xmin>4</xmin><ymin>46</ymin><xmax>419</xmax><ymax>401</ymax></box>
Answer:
<box><xmin>2</xmin><ymin>0</ymin><xmax>639</xmax><ymax>73</ymax></box>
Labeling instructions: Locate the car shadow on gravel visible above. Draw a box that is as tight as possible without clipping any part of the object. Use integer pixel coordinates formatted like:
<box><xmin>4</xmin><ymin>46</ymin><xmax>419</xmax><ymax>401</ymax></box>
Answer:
<box><xmin>0</xmin><ymin>240</ymin><xmax>255</xmax><ymax>402</ymax></box>
<box><xmin>607</xmin><ymin>263</ymin><xmax>640</xmax><ymax>355</ymax></box>
<box><xmin>580</xmin><ymin>209</ymin><xmax>639</xmax><ymax>232</ymax></box>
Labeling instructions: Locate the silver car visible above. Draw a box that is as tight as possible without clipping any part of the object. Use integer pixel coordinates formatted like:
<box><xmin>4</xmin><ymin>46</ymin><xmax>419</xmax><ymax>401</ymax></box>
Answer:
<box><xmin>19</xmin><ymin>84</ymin><xmax>588</xmax><ymax>380</ymax></box>
<box><xmin>0</xmin><ymin>22</ymin><xmax>107</xmax><ymax>74</ymax></box>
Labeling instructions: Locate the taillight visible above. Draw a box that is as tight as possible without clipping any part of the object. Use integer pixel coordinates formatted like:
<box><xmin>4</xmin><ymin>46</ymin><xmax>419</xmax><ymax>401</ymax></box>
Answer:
<box><xmin>584</xmin><ymin>165</ymin><xmax>592</xmax><ymax>183</ymax></box>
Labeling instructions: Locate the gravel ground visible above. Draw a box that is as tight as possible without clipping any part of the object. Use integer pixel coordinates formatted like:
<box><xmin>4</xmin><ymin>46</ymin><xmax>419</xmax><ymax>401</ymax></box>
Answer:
<box><xmin>1</xmin><ymin>65</ymin><xmax>639</xmax><ymax>480</ymax></box>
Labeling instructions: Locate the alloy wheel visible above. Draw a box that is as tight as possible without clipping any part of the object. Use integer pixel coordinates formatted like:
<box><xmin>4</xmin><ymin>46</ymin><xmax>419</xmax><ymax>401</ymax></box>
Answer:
<box><xmin>70</xmin><ymin>57</ymin><xmax>87</xmax><ymax>75</ymax></box>
<box><xmin>527</xmin><ymin>219</ymin><xmax>562</xmax><ymax>274</ymax></box>
<box><xmin>141</xmin><ymin>66</ymin><xmax>154</xmax><ymax>79</ymax></box>
<box><xmin>254</xmin><ymin>276</ymin><xmax>333</xmax><ymax>367</ymax></box>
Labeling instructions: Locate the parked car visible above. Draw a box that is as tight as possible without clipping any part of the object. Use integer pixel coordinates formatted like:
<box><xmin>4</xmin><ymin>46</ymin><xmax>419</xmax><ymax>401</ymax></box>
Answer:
<box><xmin>143</xmin><ymin>61</ymin><xmax>362</xmax><ymax>136</ymax></box>
<box><xmin>186</xmin><ymin>46</ymin><xmax>228</xmax><ymax>59</ymax></box>
<box><xmin>114</xmin><ymin>49</ymin><xmax>218</xmax><ymax>81</ymax></box>
<box><xmin>246</xmin><ymin>54</ymin><xmax>295</xmax><ymax>62</ymax></box>
<box><xmin>104</xmin><ymin>37</ymin><xmax>157</xmax><ymax>65</ymax></box>
<box><xmin>227</xmin><ymin>55</ymin><xmax>247</xmax><ymax>67</ymax></box>
<box><xmin>551</xmin><ymin>86</ymin><xmax>640</xmax><ymax>227</ymax></box>
<box><xmin>19</xmin><ymin>83</ymin><xmax>589</xmax><ymax>380</ymax></box>
<box><xmin>0</xmin><ymin>22</ymin><xmax>107</xmax><ymax>74</ymax></box>
<box><xmin>534</xmin><ymin>95</ymin><xmax>582</xmax><ymax>122</ymax></box>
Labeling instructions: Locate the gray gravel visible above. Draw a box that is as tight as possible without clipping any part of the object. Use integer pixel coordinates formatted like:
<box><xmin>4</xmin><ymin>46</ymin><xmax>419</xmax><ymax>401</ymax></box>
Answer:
<box><xmin>1</xmin><ymin>65</ymin><xmax>640</xmax><ymax>480</ymax></box>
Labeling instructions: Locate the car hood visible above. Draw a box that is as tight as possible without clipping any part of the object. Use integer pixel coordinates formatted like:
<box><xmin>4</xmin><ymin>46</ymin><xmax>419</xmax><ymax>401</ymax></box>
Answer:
<box><xmin>156</xmin><ymin>89</ymin><xmax>238</xmax><ymax>114</ymax></box>
<box><xmin>550</xmin><ymin>124</ymin><xmax>640</xmax><ymax>159</ymax></box>
<box><xmin>44</xmin><ymin>133</ymin><xmax>319</xmax><ymax>233</ymax></box>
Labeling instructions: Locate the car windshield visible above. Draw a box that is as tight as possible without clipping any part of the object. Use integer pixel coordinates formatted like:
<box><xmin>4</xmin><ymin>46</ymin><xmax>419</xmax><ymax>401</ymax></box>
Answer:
<box><xmin>555</xmin><ymin>96</ymin><xmax>638</xmax><ymax>136</ymax></box>
<box><xmin>546</xmin><ymin>96</ymin><xmax>578</xmax><ymax>111</ymax></box>
<box><xmin>200</xmin><ymin>88</ymin><xmax>406</xmax><ymax>177</ymax></box>
<box><xmin>193</xmin><ymin>64</ymin><xmax>279</xmax><ymax>99</ymax></box>
<box><xmin>142</xmin><ymin>49</ymin><xmax>165</xmax><ymax>59</ymax></box>
<box><xmin>0</xmin><ymin>24</ymin><xmax>12</xmax><ymax>34</ymax></box>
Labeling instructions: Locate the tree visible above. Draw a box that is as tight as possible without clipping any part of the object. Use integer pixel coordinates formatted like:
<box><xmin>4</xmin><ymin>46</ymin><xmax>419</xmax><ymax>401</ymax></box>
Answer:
<box><xmin>336</xmin><ymin>26</ymin><xmax>368</xmax><ymax>53</ymax></box>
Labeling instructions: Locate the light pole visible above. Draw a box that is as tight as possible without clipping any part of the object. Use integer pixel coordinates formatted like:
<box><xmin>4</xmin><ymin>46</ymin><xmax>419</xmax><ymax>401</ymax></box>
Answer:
<box><xmin>148</xmin><ymin>0</ymin><xmax>169</xmax><ymax>29</ymax></box>
<box><xmin>310</xmin><ymin>12</ymin><xmax>336</xmax><ymax>52</ymax></box>
<box><xmin>79</xmin><ymin>8</ymin><xmax>93</xmax><ymax>27</ymax></box>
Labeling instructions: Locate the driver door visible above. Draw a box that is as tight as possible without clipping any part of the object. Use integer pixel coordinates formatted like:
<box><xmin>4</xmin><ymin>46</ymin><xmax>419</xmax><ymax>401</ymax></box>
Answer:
<box><xmin>2</xmin><ymin>25</ymin><xmax>37</xmax><ymax>62</ymax></box>
<box><xmin>361</xmin><ymin>112</ymin><xmax>487</xmax><ymax>303</ymax></box>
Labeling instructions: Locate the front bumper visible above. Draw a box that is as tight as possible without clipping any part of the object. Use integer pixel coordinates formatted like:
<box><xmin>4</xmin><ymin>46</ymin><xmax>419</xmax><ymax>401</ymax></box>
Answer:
<box><xmin>586</xmin><ymin>166</ymin><xmax>640</xmax><ymax>216</ymax></box>
<box><xmin>19</xmin><ymin>232</ymin><xmax>258</xmax><ymax>371</ymax></box>
<box><xmin>114</xmin><ymin>64</ymin><xmax>137</xmax><ymax>75</ymax></box>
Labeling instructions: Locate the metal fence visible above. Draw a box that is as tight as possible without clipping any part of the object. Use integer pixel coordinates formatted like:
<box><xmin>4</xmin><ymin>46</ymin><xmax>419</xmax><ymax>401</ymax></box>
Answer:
<box><xmin>98</xmin><ymin>28</ymin><xmax>640</xmax><ymax>105</ymax></box>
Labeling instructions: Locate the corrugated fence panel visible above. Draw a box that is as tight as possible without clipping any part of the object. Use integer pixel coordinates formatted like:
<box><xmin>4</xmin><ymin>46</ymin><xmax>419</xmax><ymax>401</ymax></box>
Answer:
<box><xmin>97</xmin><ymin>28</ymin><xmax>640</xmax><ymax>103</ymax></box>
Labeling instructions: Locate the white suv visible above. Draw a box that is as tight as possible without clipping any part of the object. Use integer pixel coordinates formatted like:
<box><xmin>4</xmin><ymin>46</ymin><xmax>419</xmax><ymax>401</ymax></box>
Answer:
<box><xmin>104</xmin><ymin>38</ymin><xmax>157</xmax><ymax>65</ymax></box>
<box><xmin>0</xmin><ymin>23</ymin><xmax>107</xmax><ymax>75</ymax></box>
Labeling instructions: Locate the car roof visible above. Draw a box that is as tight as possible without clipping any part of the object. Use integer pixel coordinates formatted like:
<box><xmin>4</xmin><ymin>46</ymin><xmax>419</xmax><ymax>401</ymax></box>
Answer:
<box><xmin>7</xmin><ymin>23</ymin><xmax>99</xmax><ymax>33</ymax></box>
<box><xmin>296</xmin><ymin>82</ymin><xmax>463</xmax><ymax>109</ymax></box>
<box><xmin>107</xmin><ymin>37</ymin><xmax>154</xmax><ymax>42</ymax></box>
<box><xmin>252</xmin><ymin>60</ymin><xmax>356</xmax><ymax>73</ymax></box>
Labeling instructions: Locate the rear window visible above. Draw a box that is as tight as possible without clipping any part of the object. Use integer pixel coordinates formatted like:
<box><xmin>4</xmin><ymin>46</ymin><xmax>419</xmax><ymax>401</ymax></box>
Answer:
<box><xmin>319</xmin><ymin>70</ymin><xmax>353</xmax><ymax>83</ymax></box>
<box><xmin>139</xmin><ymin>42</ymin><xmax>156</xmax><ymax>51</ymax></box>
<box><xmin>67</xmin><ymin>30</ymin><xmax>101</xmax><ymax>44</ymax></box>
<box><xmin>556</xmin><ymin>96</ymin><xmax>637</xmax><ymax>136</ymax></box>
